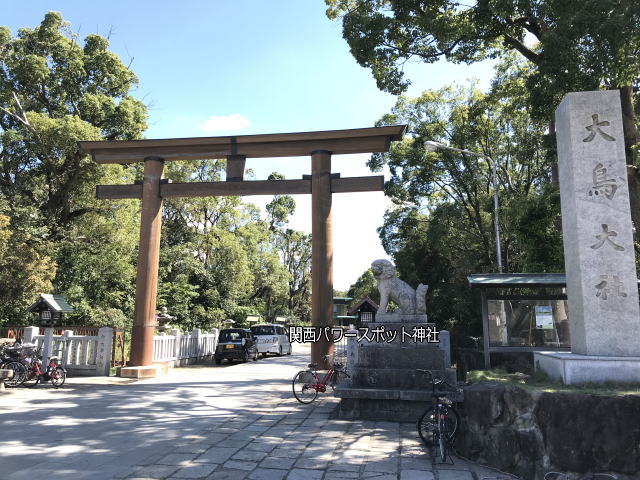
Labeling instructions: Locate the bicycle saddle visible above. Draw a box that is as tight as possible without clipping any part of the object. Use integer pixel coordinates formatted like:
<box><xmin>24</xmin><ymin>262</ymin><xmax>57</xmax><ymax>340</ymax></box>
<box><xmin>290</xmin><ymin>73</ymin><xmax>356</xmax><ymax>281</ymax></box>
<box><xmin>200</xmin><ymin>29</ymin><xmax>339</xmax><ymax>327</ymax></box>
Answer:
<box><xmin>308</xmin><ymin>363</ymin><xmax>317</xmax><ymax>369</ymax></box>
<box><xmin>333</xmin><ymin>362</ymin><xmax>344</xmax><ymax>370</ymax></box>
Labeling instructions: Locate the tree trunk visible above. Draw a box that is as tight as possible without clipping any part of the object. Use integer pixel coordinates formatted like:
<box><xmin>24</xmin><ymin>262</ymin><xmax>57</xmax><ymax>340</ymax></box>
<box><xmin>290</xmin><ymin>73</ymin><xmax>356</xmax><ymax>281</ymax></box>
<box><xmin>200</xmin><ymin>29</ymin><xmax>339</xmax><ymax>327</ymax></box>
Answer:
<box><xmin>619</xmin><ymin>87</ymin><xmax>640</xmax><ymax>233</ymax></box>
<box><xmin>620</xmin><ymin>86</ymin><xmax>639</xmax><ymax>165</ymax></box>
<box><xmin>549</xmin><ymin>119</ymin><xmax>559</xmax><ymax>186</ymax></box>
<box><xmin>627</xmin><ymin>165</ymin><xmax>640</xmax><ymax>234</ymax></box>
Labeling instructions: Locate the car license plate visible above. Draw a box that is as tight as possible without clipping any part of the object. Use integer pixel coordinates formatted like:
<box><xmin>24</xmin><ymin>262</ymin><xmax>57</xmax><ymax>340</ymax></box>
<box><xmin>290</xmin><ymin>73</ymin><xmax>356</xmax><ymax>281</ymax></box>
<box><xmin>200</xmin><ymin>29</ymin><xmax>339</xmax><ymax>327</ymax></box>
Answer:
<box><xmin>225</xmin><ymin>344</ymin><xmax>234</xmax><ymax>349</ymax></box>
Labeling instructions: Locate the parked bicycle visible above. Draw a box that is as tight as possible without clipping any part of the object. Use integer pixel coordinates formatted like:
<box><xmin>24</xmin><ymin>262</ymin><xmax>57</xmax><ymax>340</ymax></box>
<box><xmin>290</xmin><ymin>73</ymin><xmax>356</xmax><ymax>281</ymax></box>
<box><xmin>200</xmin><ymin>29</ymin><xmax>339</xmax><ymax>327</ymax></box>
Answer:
<box><xmin>415</xmin><ymin>369</ymin><xmax>461</xmax><ymax>462</ymax></box>
<box><xmin>0</xmin><ymin>342</ymin><xmax>27</xmax><ymax>388</ymax></box>
<box><xmin>292</xmin><ymin>354</ymin><xmax>350</xmax><ymax>404</ymax></box>
<box><xmin>544</xmin><ymin>473</ymin><xmax>617</xmax><ymax>480</ymax></box>
<box><xmin>20</xmin><ymin>346</ymin><xmax>66</xmax><ymax>388</ymax></box>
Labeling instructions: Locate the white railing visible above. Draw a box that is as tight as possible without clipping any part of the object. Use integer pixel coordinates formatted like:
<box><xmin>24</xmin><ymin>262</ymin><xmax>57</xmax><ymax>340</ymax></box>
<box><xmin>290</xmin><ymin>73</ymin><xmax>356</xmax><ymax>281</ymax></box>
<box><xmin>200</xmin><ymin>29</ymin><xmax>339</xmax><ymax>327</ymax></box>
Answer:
<box><xmin>21</xmin><ymin>325</ymin><xmax>219</xmax><ymax>374</ymax></box>
<box><xmin>153</xmin><ymin>328</ymin><xmax>219</xmax><ymax>366</ymax></box>
<box><xmin>23</xmin><ymin>326</ymin><xmax>112</xmax><ymax>376</ymax></box>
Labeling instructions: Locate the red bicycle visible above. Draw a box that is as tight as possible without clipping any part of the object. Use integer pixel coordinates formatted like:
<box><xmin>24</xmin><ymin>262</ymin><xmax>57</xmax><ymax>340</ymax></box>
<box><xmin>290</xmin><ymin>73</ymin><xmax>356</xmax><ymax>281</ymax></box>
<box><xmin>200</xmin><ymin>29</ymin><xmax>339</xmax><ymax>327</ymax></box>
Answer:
<box><xmin>21</xmin><ymin>347</ymin><xmax>67</xmax><ymax>388</ymax></box>
<box><xmin>292</xmin><ymin>355</ymin><xmax>350</xmax><ymax>404</ymax></box>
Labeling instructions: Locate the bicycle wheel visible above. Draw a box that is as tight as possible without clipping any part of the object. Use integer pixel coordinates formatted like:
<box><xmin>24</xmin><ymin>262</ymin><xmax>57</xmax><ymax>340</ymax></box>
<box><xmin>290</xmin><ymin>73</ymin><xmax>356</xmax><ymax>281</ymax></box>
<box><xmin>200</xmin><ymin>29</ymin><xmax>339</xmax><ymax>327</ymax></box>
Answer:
<box><xmin>417</xmin><ymin>405</ymin><xmax>460</xmax><ymax>446</ymax></box>
<box><xmin>50</xmin><ymin>367</ymin><xmax>66</xmax><ymax>388</ymax></box>
<box><xmin>3</xmin><ymin>361</ymin><xmax>27</xmax><ymax>387</ymax></box>
<box><xmin>329</xmin><ymin>370</ymin><xmax>350</xmax><ymax>391</ymax></box>
<box><xmin>21</xmin><ymin>361</ymin><xmax>39</xmax><ymax>388</ymax></box>
<box><xmin>292</xmin><ymin>370</ymin><xmax>318</xmax><ymax>404</ymax></box>
<box><xmin>438</xmin><ymin>417</ymin><xmax>447</xmax><ymax>461</ymax></box>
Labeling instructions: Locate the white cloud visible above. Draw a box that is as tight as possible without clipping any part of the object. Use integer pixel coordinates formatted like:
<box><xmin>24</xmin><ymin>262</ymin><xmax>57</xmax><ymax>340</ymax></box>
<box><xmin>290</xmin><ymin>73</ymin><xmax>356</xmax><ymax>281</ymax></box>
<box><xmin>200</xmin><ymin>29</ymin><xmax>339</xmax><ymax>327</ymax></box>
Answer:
<box><xmin>197</xmin><ymin>114</ymin><xmax>250</xmax><ymax>132</ymax></box>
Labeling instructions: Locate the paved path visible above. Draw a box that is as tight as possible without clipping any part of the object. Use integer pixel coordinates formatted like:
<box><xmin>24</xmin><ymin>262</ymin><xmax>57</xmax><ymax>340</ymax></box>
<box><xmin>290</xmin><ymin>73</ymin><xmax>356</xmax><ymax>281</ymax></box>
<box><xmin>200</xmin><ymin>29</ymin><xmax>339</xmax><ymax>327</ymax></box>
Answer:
<box><xmin>0</xmin><ymin>345</ymin><xmax>515</xmax><ymax>480</ymax></box>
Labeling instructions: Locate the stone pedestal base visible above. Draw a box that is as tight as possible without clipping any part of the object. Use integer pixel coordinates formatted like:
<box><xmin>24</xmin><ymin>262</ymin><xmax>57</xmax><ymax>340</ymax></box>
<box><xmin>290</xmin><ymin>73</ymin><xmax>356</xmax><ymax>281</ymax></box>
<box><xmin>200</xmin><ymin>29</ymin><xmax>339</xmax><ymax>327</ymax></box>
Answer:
<box><xmin>337</xmin><ymin>323</ymin><xmax>455</xmax><ymax>420</ymax></box>
<box><xmin>375</xmin><ymin>313</ymin><xmax>428</xmax><ymax>323</ymax></box>
<box><xmin>335</xmin><ymin>380</ymin><xmax>462</xmax><ymax>421</ymax></box>
<box><xmin>118</xmin><ymin>364</ymin><xmax>172</xmax><ymax>379</ymax></box>
<box><xmin>534</xmin><ymin>351</ymin><xmax>640</xmax><ymax>385</ymax></box>
<box><xmin>0</xmin><ymin>368</ymin><xmax>13</xmax><ymax>392</ymax></box>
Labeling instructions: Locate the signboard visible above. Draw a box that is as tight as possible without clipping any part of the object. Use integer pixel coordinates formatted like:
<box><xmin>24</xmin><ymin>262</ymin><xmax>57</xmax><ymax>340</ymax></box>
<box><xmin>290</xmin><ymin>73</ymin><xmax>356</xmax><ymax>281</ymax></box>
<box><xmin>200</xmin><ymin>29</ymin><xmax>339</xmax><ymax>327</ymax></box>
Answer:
<box><xmin>535</xmin><ymin>305</ymin><xmax>554</xmax><ymax>329</ymax></box>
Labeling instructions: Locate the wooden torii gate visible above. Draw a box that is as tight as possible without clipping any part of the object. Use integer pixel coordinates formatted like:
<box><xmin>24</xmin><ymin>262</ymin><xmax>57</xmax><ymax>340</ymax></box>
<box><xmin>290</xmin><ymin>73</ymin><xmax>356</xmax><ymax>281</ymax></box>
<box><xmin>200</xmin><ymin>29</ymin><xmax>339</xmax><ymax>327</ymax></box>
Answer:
<box><xmin>78</xmin><ymin>125</ymin><xmax>406</xmax><ymax>370</ymax></box>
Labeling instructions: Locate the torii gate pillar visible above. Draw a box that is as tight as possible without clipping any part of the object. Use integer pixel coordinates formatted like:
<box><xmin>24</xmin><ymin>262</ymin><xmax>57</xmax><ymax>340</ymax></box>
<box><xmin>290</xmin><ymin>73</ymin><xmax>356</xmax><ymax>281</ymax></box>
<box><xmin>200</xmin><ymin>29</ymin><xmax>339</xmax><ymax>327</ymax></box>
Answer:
<box><xmin>79</xmin><ymin>125</ymin><xmax>407</xmax><ymax>372</ymax></box>
<box><xmin>130</xmin><ymin>157</ymin><xmax>164</xmax><ymax>367</ymax></box>
<box><xmin>311</xmin><ymin>150</ymin><xmax>334</xmax><ymax>366</ymax></box>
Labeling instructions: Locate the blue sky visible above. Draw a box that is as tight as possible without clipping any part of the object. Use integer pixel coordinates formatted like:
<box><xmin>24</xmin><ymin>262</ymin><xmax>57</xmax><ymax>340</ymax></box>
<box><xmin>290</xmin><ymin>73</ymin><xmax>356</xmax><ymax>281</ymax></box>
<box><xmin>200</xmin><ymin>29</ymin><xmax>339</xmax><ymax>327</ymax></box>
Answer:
<box><xmin>3</xmin><ymin>1</ymin><xmax>496</xmax><ymax>289</ymax></box>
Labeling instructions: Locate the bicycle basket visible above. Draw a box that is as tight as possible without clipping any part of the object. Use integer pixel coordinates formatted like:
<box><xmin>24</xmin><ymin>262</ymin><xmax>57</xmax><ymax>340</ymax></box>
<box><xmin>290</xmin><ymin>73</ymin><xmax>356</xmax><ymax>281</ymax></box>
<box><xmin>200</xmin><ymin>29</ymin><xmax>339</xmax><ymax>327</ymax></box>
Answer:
<box><xmin>19</xmin><ymin>344</ymin><xmax>39</xmax><ymax>359</ymax></box>
<box><xmin>5</xmin><ymin>346</ymin><xmax>23</xmax><ymax>358</ymax></box>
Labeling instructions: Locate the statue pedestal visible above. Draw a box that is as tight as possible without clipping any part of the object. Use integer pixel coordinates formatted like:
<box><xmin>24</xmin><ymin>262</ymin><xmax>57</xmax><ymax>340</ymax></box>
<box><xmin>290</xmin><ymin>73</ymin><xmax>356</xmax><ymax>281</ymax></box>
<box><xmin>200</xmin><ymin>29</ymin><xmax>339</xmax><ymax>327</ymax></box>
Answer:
<box><xmin>376</xmin><ymin>312</ymin><xmax>428</xmax><ymax>323</ymax></box>
<box><xmin>335</xmin><ymin>320</ymin><xmax>456</xmax><ymax>421</ymax></box>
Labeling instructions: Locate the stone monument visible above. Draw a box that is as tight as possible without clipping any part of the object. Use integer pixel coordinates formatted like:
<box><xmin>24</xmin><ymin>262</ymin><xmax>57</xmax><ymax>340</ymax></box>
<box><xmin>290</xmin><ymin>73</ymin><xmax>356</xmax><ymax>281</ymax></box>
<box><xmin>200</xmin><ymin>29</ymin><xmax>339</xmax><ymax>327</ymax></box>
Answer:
<box><xmin>535</xmin><ymin>90</ymin><xmax>640</xmax><ymax>384</ymax></box>
<box><xmin>335</xmin><ymin>259</ymin><xmax>454</xmax><ymax>420</ymax></box>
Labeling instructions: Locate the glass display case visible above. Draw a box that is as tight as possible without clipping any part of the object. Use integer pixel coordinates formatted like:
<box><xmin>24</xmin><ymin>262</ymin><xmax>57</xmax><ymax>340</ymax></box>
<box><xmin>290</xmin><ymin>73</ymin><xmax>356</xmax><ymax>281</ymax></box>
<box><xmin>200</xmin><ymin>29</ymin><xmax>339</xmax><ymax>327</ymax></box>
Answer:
<box><xmin>467</xmin><ymin>273</ymin><xmax>569</xmax><ymax>369</ymax></box>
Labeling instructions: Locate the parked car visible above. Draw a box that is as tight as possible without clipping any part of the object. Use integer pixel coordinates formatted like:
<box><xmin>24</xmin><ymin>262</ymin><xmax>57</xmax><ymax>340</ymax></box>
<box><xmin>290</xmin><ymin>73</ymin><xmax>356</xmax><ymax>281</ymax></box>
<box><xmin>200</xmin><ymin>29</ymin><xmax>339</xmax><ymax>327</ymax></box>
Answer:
<box><xmin>215</xmin><ymin>328</ymin><xmax>258</xmax><ymax>364</ymax></box>
<box><xmin>250</xmin><ymin>324</ymin><xmax>292</xmax><ymax>357</ymax></box>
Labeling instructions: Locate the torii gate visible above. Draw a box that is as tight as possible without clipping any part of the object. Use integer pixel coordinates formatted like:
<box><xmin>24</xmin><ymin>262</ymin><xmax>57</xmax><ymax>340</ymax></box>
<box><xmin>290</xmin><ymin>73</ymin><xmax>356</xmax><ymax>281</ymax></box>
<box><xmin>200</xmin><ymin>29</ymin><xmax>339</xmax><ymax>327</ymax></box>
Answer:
<box><xmin>78</xmin><ymin>125</ymin><xmax>406</xmax><ymax>371</ymax></box>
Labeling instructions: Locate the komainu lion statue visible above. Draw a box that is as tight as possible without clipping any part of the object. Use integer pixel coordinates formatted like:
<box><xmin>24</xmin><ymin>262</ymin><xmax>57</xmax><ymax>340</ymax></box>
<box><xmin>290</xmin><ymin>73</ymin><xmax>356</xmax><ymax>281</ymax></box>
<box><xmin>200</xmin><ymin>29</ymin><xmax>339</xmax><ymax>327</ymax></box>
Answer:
<box><xmin>371</xmin><ymin>259</ymin><xmax>428</xmax><ymax>314</ymax></box>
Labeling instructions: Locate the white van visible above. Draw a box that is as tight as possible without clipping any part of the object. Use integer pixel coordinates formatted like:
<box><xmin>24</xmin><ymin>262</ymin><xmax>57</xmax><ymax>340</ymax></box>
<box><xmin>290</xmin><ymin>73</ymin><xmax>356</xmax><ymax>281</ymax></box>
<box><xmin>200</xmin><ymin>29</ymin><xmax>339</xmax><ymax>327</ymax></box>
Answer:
<box><xmin>250</xmin><ymin>324</ymin><xmax>292</xmax><ymax>357</ymax></box>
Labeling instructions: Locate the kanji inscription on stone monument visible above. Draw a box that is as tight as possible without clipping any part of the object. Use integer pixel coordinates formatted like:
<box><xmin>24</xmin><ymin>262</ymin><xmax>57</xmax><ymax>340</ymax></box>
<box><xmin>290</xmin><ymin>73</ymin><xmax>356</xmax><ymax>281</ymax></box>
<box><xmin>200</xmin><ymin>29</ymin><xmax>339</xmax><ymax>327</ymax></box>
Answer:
<box><xmin>582</xmin><ymin>113</ymin><xmax>616</xmax><ymax>142</ymax></box>
<box><xmin>595</xmin><ymin>275</ymin><xmax>627</xmax><ymax>300</ymax></box>
<box><xmin>590</xmin><ymin>224</ymin><xmax>624</xmax><ymax>251</ymax></box>
<box><xmin>588</xmin><ymin>164</ymin><xmax>617</xmax><ymax>199</ymax></box>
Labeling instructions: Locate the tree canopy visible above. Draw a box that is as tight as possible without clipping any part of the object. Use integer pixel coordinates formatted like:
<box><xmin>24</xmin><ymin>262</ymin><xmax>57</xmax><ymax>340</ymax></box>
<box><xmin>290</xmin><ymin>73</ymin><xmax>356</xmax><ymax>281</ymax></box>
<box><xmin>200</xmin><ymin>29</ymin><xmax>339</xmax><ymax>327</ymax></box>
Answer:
<box><xmin>345</xmin><ymin>59</ymin><xmax>564</xmax><ymax>335</ymax></box>
<box><xmin>0</xmin><ymin>12</ymin><xmax>312</xmax><ymax>330</ymax></box>
<box><xmin>0</xmin><ymin>12</ymin><xmax>146</xmax><ymax>326</ymax></box>
<box><xmin>326</xmin><ymin>0</ymin><xmax>640</xmax><ymax>160</ymax></box>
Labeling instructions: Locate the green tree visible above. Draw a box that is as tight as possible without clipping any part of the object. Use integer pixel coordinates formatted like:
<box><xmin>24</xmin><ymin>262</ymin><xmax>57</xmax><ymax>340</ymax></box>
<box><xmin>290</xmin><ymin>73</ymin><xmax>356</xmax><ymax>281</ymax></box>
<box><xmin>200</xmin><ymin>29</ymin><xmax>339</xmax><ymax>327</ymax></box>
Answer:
<box><xmin>378</xmin><ymin>205</ymin><xmax>479</xmax><ymax>332</ymax></box>
<box><xmin>346</xmin><ymin>268</ymin><xmax>379</xmax><ymax>308</ymax></box>
<box><xmin>0</xmin><ymin>214</ymin><xmax>56</xmax><ymax>324</ymax></box>
<box><xmin>265</xmin><ymin>172</ymin><xmax>312</xmax><ymax>324</ymax></box>
<box><xmin>326</xmin><ymin>0</ymin><xmax>640</xmax><ymax>161</ymax></box>
<box><xmin>0</xmin><ymin>12</ymin><xmax>146</xmax><ymax>234</ymax></box>
<box><xmin>278</xmin><ymin>229</ymin><xmax>312</xmax><ymax>323</ymax></box>
<box><xmin>158</xmin><ymin>161</ymin><xmax>295</xmax><ymax>329</ymax></box>
<box><xmin>265</xmin><ymin>172</ymin><xmax>296</xmax><ymax>231</ymax></box>
<box><xmin>0</xmin><ymin>12</ymin><xmax>147</xmax><ymax>325</ymax></box>
<box><xmin>370</xmin><ymin>63</ymin><xmax>563</xmax><ymax>334</ymax></box>
<box><xmin>372</xmin><ymin>75</ymin><xmax>552</xmax><ymax>271</ymax></box>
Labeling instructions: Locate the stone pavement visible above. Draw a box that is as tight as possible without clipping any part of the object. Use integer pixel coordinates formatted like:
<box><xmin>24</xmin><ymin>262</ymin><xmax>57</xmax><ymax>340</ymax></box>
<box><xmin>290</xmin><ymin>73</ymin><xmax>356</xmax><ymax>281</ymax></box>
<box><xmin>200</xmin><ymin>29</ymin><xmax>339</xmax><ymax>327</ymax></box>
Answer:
<box><xmin>0</xmin><ymin>345</ymin><xmax>516</xmax><ymax>480</ymax></box>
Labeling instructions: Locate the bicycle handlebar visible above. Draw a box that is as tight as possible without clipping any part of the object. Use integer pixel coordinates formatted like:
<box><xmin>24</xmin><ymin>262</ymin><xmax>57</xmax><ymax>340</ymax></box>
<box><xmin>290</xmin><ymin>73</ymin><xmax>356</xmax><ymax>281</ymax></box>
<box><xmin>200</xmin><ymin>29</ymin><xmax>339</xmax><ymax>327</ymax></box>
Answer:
<box><xmin>415</xmin><ymin>369</ymin><xmax>442</xmax><ymax>383</ymax></box>
<box><xmin>415</xmin><ymin>369</ymin><xmax>459</xmax><ymax>392</ymax></box>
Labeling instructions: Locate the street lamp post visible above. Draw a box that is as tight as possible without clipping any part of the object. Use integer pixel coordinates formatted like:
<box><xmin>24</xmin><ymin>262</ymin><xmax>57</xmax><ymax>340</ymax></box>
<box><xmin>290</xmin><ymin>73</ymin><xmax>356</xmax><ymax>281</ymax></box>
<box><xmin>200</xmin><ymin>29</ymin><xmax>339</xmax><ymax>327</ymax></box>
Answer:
<box><xmin>424</xmin><ymin>141</ymin><xmax>503</xmax><ymax>273</ymax></box>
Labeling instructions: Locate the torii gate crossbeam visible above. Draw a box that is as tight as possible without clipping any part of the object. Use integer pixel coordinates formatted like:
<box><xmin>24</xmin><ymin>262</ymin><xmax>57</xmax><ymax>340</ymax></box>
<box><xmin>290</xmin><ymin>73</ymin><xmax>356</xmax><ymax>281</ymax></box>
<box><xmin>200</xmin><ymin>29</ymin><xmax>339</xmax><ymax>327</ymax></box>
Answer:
<box><xmin>78</xmin><ymin>125</ymin><xmax>406</xmax><ymax>370</ymax></box>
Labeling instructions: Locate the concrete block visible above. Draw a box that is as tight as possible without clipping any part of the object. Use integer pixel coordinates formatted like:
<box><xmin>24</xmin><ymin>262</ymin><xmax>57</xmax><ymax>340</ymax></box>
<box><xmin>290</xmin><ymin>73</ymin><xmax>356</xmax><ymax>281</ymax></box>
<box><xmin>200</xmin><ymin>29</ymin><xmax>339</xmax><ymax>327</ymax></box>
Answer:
<box><xmin>0</xmin><ymin>368</ymin><xmax>13</xmax><ymax>391</ymax></box>
<box><xmin>118</xmin><ymin>364</ymin><xmax>171</xmax><ymax>378</ymax></box>
<box><xmin>535</xmin><ymin>351</ymin><xmax>640</xmax><ymax>384</ymax></box>
<box><xmin>375</xmin><ymin>313</ymin><xmax>429</xmax><ymax>323</ymax></box>
<box><xmin>351</xmin><ymin>367</ymin><xmax>450</xmax><ymax>390</ymax></box>
<box><xmin>356</xmin><ymin>345</ymin><xmax>444</xmax><ymax>369</ymax></box>
<box><xmin>96</xmin><ymin>326</ymin><xmax>114</xmax><ymax>376</ymax></box>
